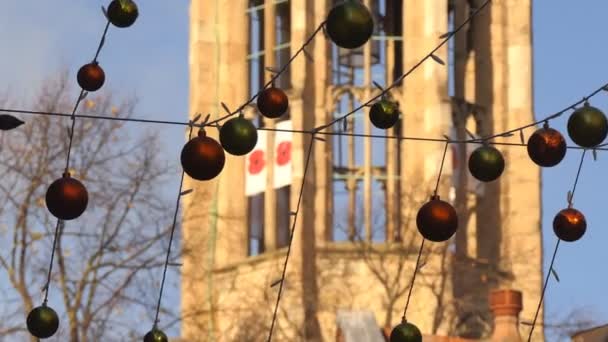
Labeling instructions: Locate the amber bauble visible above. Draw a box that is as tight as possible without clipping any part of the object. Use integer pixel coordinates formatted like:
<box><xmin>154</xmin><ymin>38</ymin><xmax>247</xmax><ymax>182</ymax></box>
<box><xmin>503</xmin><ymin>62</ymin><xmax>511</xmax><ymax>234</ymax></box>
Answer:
<box><xmin>553</xmin><ymin>208</ymin><xmax>586</xmax><ymax>242</ymax></box>
<box><xmin>46</xmin><ymin>173</ymin><xmax>88</xmax><ymax>220</ymax></box>
<box><xmin>77</xmin><ymin>62</ymin><xmax>105</xmax><ymax>92</ymax></box>
<box><xmin>416</xmin><ymin>195</ymin><xmax>458</xmax><ymax>242</ymax></box>
<box><xmin>219</xmin><ymin>116</ymin><xmax>258</xmax><ymax>156</ymax></box>
<box><xmin>143</xmin><ymin>328</ymin><xmax>168</xmax><ymax>342</ymax></box>
<box><xmin>527</xmin><ymin>126</ymin><xmax>567</xmax><ymax>167</ymax></box>
<box><xmin>325</xmin><ymin>0</ymin><xmax>374</xmax><ymax>49</ymax></box>
<box><xmin>107</xmin><ymin>0</ymin><xmax>139</xmax><ymax>28</ymax></box>
<box><xmin>369</xmin><ymin>99</ymin><xmax>399</xmax><ymax>129</ymax></box>
<box><xmin>567</xmin><ymin>104</ymin><xmax>608</xmax><ymax>148</ymax></box>
<box><xmin>27</xmin><ymin>305</ymin><xmax>59</xmax><ymax>339</ymax></box>
<box><xmin>468</xmin><ymin>145</ymin><xmax>505</xmax><ymax>182</ymax></box>
<box><xmin>257</xmin><ymin>87</ymin><xmax>289</xmax><ymax>119</ymax></box>
<box><xmin>180</xmin><ymin>130</ymin><xmax>226</xmax><ymax>181</ymax></box>
<box><xmin>389</xmin><ymin>321</ymin><xmax>422</xmax><ymax>342</ymax></box>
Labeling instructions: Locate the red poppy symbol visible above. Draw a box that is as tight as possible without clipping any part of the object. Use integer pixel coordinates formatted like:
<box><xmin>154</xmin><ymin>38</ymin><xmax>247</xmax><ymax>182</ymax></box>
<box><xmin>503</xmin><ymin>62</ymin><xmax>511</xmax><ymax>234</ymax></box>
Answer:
<box><xmin>248</xmin><ymin>150</ymin><xmax>265</xmax><ymax>175</ymax></box>
<box><xmin>276</xmin><ymin>141</ymin><xmax>291</xmax><ymax>166</ymax></box>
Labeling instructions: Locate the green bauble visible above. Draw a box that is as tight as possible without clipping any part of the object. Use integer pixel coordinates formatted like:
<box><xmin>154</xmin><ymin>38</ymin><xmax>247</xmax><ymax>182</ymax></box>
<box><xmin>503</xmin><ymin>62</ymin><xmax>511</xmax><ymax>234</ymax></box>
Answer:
<box><xmin>468</xmin><ymin>145</ymin><xmax>505</xmax><ymax>182</ymax></box>
<box><xmin>567</xmin><ymin>104</ymin><xmax>608</xmax><ymax>148</ymax></box>
<box><xmin>27</xmin><ymin>305</ymin><xmax>59</xmax><ymax>339</ymax></box>
<box><xmin>219</xmin><ymin>116</ymin><xmax>258</xmax><ymax>156</ymax></box>
<box><xmin>144</xmin><ymin>328</ymin><xmax>168</xmax><ymax>342</ymax></box>
<box><xmin>107</xmin><ymin>0</ymin><xmax>139</xmax><ymax>28</ymax></box>
<box><xmin>390</xmin><ymin>321</ymin><xmax>422</xmax><ymax>342</ymax></box>
<box><xmin>326</xmin><ymin>0</ymin><xmax>374</xmax><ymax>49</ymax></box>
<box><xmin>369</xmin><ymin>99</ymin><xmax>399</xmax><ymax>129</ymax></box>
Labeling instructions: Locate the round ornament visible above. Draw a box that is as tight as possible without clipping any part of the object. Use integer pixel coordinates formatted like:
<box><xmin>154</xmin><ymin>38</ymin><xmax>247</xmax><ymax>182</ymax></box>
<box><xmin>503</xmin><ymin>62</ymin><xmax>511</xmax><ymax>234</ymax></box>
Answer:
<box><xmin>567</xmin><ymin>104</ymin><xmax>608</xmax><ymax>148</ymax></box>
<box><xmin>219</xmin><ymin>116</ymin><xmax>258</xmax><ymax>156</ymax></box>
<box><xmin>46</xmin><ymin>173</ymin><xmax>88</xmax><ymax>220</ymax></box>
<box><xmin>468</xmin><ymin>145</ymin><xmax>505</xmax><ymax>182</ymax></box>
<box><xmin>325</xmin><ymin>0</ymin><xmax>374</xmax><ymax>49</ymax></box>
<box><xmin>553</xmin><ymin>208</ymin><xmax>586</xmax><ymax>242</ymax></box>
<box><xmin>143</xmin><ymin>328</ymin><xmax>168</xmax><ymax>342</ymax></box>
<box><xmin>180</xmin><ymin>129</ymin><xmax>226</xmax><ymax>181</ymax></box>
<box><xmin>369</xmin><ymin>98</ymin><xmax>399</xmax><ymax>129</ymax></box>
<box><xmin>416</xmin><ymin>195</ymin><xmax>458</xmax><ymax>242</ymax></box>
<box><xmin>257</xmin><ymin>87</ymin><xmax>289</xmax><ymax>119</ymax></box>
<box><xmin>527</xmin><ymin>125</ymin><xmax>567</xmax><ymax>167</ymax></box>
<box><xmin>77</xmin><ymin>62</ymin><xmax>105</xmax><ymax>92</ymax></box>
<box><xmin>389</xmin><ymin>321</ymin><xmax>422</xmax><ymax>342</ymax></box>
<box><xmin>27</xmin><ymin>305</ymin><xmax>59</xmax><ymax>339</ymax></box>
<box><xmin>107</xmin><ymin>0</ymin><xmax>139</xmax><ymax>28</ymax></box>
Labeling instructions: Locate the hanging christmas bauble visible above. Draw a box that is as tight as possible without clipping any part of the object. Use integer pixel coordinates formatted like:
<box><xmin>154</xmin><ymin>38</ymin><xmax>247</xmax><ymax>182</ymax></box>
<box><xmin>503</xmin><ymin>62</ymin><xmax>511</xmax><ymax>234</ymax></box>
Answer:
<box><xmin>553</xmin><ymin>208</ymin><xmax>586</xmax><ymax>242</ymax></box>
<box><xmin>219</xmin><ymin>116</ymin><xmax>258</xmax><ymax>156</ymax></box>
<box><xmin>180</xmin><ymin>129</ymin><xmax>226</xmax><ymax>181</ymax></box>
<box><xmin>143</xmin><ymin>328</ymin><xmax>168</xmax><ymax>342</ymax></box>
<box><xmin>527</xmin><ymin>125</ymin><xmax>567</xmax><ymax>167</ymax></box>
<box><xmin>257</xmin><ymin>86</ymin><xmax>289</xmax><ymax>119</ymax></box>
<box><xmin>416</xmin><ymin>195</ymin><xmax>458</xmax><ymax>242</ymax></box>
<box><xmin>389</xmin><ymin>321</ymin><xmax>422</xmax><ymax>342</ymax></box>
<box><xmin>567</xmin><ymin>104</ymin><xmax>608</xmax><ymax>148</ymax></box>
<box><xmin>468</xmin><ymin>145</ymin><xmax>505</xmax><ymax>182</ymax></box>
<box><xmin>325</xmin><ymin>0</ymin><xmax>374</xmax><ymax>49</ymax></box>
<box><xmin>45</xmin><ymin>172</ymin><xmax>88</xmax><ymax>220</ymax></box>
<box><xmin>27</xmin><ymin>305</ymin><xmax>59</xmax><ymax>339</ymax></box>
<box><xmin>369</xmin><ymin>98</ymin><xmax>399</xmax><ymax>129</ymax></box>
<box><xmin>77</xmin><ymin>62</ymin><xmax>105</xmax><ymax>92</ymax></box>
<box><xmin>107</xmin><ymin>0</ymin><xmax>139</xmax><ymax>28</ymax></box>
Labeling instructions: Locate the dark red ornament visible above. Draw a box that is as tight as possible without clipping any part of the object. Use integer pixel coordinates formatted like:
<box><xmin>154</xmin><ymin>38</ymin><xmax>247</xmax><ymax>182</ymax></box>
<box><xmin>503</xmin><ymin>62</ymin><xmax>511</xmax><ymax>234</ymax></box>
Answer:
<box><xmin>567</xmin><ymin>103</ymin><xmax>608</xmax><ymax>148</ymax></box>
<box><xmin>45</xmin><ymin>173</ymin><xmax>88</xmax><ymax>220</ymax></box>
<box><xmin>553</xmin><ymin>208</ymin><xmax>586</xmax><ymax>242</ymax></box>
<box><xmin>369</xmin><ymin>98</ymin><xmax>399</xmax><ymax>129</ymax></box>
<box><xmin>257</xmin><ymin>87</ymin><xmax>289</xmax><ymax>119</ymax></box>
<box><xmin>180</xmin><ymin>129</ymin><xmax>226</xmax><ymax>181</ymax></box>
<box><xmin>143</xmin><ymin>328</ymin><xmax>168</xmax><ymax>342</ymax></box>
<box><xmin>416</xmin><ymin>195</ymin><xmax>458</xmax><ymax>242</ymax></box>
<box><xmin>468</xmin><ymin>145</ymin><xmax>505</xmax><ymax>182</ymax></box>
<box><xmin>77</xmin><ymin>62</ymin><xmax>105</xmax><ymax>92</ymax></box>
<box><xmin>325</xmin><ymin>0</ymin><xmax>374</xmax><ymax>49</ymax></box>
<box><xmin>219</xmin><ymin>116</ymin><xmax>258</xmax><ymax>156</ymax></box>
<box><xmin>27</xmin><ymin>305</ymin><xmax>59</xmax><ymax>339</ymax></box>
<box><xmin>527</xmin><ymin>124</ymin><xmax>567</xmax><ymax>167</ymax></box>
<box><xmin>389</xmin><ymin>321</ymin><xmax>422</xmax><ymax>342</ymax></box>
<box><xmin>107</xmin><ymin>0</ymin><xmax>139</xmax><ymax>28</ymax></box>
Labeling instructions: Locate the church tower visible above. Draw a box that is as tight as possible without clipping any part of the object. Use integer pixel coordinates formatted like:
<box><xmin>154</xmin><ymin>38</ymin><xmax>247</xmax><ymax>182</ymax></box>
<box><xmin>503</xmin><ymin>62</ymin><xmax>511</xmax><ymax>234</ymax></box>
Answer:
<box><xmin>182</xmin><ymin>0</ymin><xmax>543</xmax><ymax>340</ymax></box>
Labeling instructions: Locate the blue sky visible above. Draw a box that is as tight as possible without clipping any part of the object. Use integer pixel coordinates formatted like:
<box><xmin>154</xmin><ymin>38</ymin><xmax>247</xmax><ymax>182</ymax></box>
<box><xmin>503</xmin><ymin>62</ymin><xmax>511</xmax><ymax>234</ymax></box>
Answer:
<box><xmin>1</xmin><ymin>0</ymin><xmax>607</xmax><ymax>340</ymax></box>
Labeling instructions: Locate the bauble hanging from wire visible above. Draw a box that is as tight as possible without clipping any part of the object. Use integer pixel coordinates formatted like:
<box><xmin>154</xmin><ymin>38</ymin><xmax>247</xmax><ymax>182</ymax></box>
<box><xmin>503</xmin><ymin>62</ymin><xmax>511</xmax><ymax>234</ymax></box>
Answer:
<box><xmin>143</xmin><ymin>328</ymin><xmax>168</xmax><ymax>342</ymax></box>
<box><xmin>45</xmin><ymin>172</ymin><xmax>89</xmax><ymax>220</ymax></box>
<box><xmin>257</xmin><ymin>86</ymin><xmax>289</xmax><ymax>119</ymax></box>
<box><xmin>180</xmin><ymin>129</ymin><xmax>225</xmax><ymax>181</ymax></box>
<box><xmin>26</xmin><ymin>305</ymin><xmax>59</xmax><ymax>339</ymax></box>
<box><xmin>527</xmin><ymin>123</ymin><xmax>567</xmax><ymax>167</ymax></box>
<box><xmin>219</xmin><ymin>115</ymin><xmax>258</xmax><ymax>156</ymax></box>
<box><xmin>468</xmin><ymin>144</ymin><xmax>505</xmax><ymax>182</ymax></box>
<box><xmin>106</xmin><ymin>0</ymin><xmax>139</xmax><ymax>28</ymax></box>
<box><xmin>553</xmin><ymin>207</ymin><xmax>586</xmax><ymax>242</ymax></box>
<box><xmin>369</xmin><ymin>98</ymin><xmax>399</xmax><ymax>129</ymax></box>
<box><xmin>389</xmin><ymin>321</ymin><xmax>422</xmax><ymax>342</ymax></box>
<box><xmin>77</xmin><ymin>62</ymin><xmax>105</xmax><ymax>92</ymax></box>
<box><xmin>416</xmin><ymin>195</ymin><xmax>458</xmax><ymax>242</ymax></box>
<box><xmin>567</xmin><ymin>102</ymin><xmax>608</xmax><ymax>148</ymax></box>
<box><xmin>325</xmin><ymin>0</ymin><xmax>374</xmax><ymax>49</ymax></box>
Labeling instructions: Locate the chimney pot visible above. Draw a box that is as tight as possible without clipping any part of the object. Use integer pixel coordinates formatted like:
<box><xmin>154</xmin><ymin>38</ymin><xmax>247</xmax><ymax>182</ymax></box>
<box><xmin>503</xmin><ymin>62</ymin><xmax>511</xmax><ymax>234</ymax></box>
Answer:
<box><xmin>489</xmin><ymin>289</ymin><xmax>522</xmax><ymax>317</ymax></box>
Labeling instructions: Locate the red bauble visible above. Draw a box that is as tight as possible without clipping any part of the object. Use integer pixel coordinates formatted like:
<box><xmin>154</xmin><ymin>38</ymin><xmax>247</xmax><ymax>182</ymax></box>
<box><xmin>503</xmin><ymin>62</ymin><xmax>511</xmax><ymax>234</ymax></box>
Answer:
<box><xmin>45</xmin><ymin>173</ymin><xmax>89</xmax><ymax>220</ymax></box>
<box><xmin>77</xmin><ymin>62</ymin><xmax>105</xmax><ymax>92</ymax></box>
<box><xmin>416</xmin><ymin>195</ymin><xmax>458</xmax><ymax>242</ymax></box>
<box><xmin>527</xmin><ymin>126</ymin><xmax>567</xmax><ymax>167</ymax></box>
<box><xmin>180</xmin><ymin>130</ymin><xmax>226</xmax><ymax>181</ymax></box>
<box><xmin>257</xmin><ymin>87</ymin><xmax>289</xmax><ymax>119</ymax></box>
<box><xmin>553</xmin><ymin>208</ymin><xmax>586</xmax><ymax>242</ymax></box>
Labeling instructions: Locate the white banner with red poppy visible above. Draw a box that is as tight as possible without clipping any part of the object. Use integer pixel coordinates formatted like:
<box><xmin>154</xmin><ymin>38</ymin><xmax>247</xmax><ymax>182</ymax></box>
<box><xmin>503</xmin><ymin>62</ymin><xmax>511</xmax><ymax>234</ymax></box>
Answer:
<box><xmin>245</xmin><ymin>129</ymin><xmax>267</xmax><ymax>196</ymax></box>
<box><xmin>273</xmin><ymin>120</ymin><xmax>293</xmax><ymax>189</ymax></box>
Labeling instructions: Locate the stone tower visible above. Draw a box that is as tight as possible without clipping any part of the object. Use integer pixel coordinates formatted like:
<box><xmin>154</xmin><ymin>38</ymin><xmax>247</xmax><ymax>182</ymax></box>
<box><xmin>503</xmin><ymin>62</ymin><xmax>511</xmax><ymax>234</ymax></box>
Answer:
<box><xmin>182</xmin><ymin>0</ymin><xmax>543</xmax><ymax>341</ymax></box>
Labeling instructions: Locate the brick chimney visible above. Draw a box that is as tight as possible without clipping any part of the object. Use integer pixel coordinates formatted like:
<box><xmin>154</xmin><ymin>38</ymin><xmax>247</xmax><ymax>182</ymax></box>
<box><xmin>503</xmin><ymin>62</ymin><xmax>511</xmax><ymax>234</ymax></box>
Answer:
<box><xmin>489</xmin><ymin>289</ymin><xmax>523</xmax><ymax>342</ymax></box>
